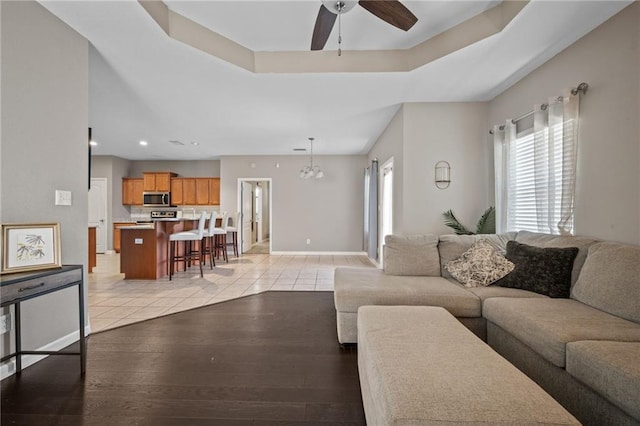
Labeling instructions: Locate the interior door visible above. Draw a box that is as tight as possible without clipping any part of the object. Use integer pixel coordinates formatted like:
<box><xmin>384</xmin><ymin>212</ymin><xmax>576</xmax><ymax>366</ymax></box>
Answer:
<box><xmin>255</xmin><ymin>185</ymin><xmax>262</xmax><ymax>243</ymax></box>
<box><xmin>241</xmin><ymin>181</ymin><xmax>253</xmax><ymax>253</ymax></box>
<box><xmin>89</xmin><ymin>178</ymin><xmax>108</xmax><ymax>253</ymax></box>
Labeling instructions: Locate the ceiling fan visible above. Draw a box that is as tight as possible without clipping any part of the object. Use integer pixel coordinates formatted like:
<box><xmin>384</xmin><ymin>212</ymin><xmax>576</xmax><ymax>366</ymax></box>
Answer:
<box><xmin>311</xmin><ymin>0</ymin><xmax>418</xmax><ymax>51</ymax></box>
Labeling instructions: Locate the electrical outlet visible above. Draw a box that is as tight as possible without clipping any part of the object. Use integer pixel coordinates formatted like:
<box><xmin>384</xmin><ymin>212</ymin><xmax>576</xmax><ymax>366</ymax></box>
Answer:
<box><xmin>306</xmin><ymin>238</ymin><xmax>311</xmax><ymax>245</ymax></box>
<box><xmin>0</xmin><ymin>313</ymin><xmax>12</xmax><ymax>334</ymax></box>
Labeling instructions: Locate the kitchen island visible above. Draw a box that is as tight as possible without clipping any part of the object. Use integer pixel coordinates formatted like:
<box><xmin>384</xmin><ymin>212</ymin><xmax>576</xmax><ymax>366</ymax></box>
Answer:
<box><xmin>120</xmin><ymin>218</ymin><xmax>200</xmax><ymax>280</ymax></box>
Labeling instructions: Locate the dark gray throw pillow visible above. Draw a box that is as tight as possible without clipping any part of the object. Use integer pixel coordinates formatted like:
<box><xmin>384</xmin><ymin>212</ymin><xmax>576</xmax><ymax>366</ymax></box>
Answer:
<box><xmin>492</xmin><ymin>241</ymin><xmax>579</xmax><ymax>298</ymax></box>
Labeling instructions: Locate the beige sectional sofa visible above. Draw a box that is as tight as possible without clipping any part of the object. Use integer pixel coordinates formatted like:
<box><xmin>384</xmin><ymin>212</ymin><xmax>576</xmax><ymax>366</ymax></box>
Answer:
<box><xmin>334</xmin><ymin>231</ymin><xmax>640</xmax><ymax>425</ymax></box>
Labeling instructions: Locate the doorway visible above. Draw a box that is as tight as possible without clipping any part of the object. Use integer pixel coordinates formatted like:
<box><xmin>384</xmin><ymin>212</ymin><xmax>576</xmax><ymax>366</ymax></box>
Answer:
<box><xmin>379</xmin><ymin>159</ymin><xmax>393</xmax><ymax>267</ymax></box>
<box><xmin>237</xmin><ymin>179</ymin><xmax>272</xmax><ymax>254</ymax></box>
<box><xmin>89</xmin><ymin>177</ymin><xmax>108</xmax><ymax>253</ymax></box>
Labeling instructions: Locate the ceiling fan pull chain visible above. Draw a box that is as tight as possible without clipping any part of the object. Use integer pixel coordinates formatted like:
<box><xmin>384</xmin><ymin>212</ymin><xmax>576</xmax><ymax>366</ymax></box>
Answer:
<box><xmin>338</xmin><ymin>9</ymin><xmax>342</xmax><ymax>56</ymax></box>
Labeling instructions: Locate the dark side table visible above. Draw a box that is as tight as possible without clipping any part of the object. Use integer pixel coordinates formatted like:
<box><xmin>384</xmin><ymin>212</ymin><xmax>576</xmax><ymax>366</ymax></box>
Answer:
<box><xmin>0</xmin><ymin>265</ymin><xmax>86</xmax><ymax>374</ymax></box>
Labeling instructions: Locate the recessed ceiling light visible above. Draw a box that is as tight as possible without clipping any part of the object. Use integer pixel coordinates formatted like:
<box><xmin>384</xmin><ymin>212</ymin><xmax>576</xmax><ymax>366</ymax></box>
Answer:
<box><xmin>139</xmin><ymin>140</ymin><xmax>148</xmax><ymax>146</ymax></box>
<box><xmin>89</xmin><ymin>140</ymin><xmax>98</xmax><ymax>146</ymax></box>
<box><xmin>191</xmin><ymin>142</ymin><xmax>200</xmax><ymax>146</ymax></box>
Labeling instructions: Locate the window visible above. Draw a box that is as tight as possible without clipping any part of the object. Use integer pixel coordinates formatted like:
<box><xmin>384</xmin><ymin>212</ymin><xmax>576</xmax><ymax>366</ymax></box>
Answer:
<box><xmin>507</xmin><ymin>122</ymin><xmax>573</xmax><ymax>234</ymax></box>
<box><xmin>495</xmin><ymin>91</ymin><xmax>580</xmax><ymax>236</ymax></box>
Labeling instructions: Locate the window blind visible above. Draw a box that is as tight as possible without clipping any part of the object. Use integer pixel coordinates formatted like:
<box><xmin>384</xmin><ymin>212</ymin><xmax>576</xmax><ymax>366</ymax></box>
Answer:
<box><xmin>507</xmin><ymin>119</ymin><xmax>575</xmax><ymax>235</ymax></box>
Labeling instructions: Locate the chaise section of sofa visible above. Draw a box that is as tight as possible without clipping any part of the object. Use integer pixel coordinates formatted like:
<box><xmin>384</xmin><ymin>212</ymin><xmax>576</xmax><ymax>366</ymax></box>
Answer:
<box><xmin>485</xmin><ymin>239</ymin><xmax>640</xmax><ymax>425</ymax></box>
<box><xmin>484</xmin><ymin>297</ymin><xmax>640</xmax><ymax>368</ymax></box>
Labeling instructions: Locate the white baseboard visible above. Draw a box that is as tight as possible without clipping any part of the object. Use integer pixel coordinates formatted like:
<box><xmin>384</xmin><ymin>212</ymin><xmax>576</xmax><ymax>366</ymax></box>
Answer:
<box><xmin>271</xmin><ymin>251</ymin><xmax>368</xmax><ymax>256</ymax></box>
<box><xmin>1</xmin><ymin>325</ymin><xmax>91</xmax><ymax>380</ymax></box>
<box><xmin>369</xmin><ymin>258</ymin><xmax>382</xmax><ymax>268</ymax></box>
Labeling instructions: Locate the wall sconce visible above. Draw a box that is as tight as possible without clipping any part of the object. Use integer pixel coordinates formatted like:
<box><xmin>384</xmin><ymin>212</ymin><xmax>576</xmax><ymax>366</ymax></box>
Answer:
<box><xmin>435</xmin><ymin>161</ymin><xmax>450</xmax><ymax>189</ymax></box>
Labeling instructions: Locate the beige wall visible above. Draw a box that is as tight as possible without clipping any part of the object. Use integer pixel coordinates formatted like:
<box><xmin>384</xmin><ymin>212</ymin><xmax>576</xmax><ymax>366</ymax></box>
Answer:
<box><xmin>367</xmin><ymin>102</ymin><xmax>491</xmax><ymax>238</ymax></box>
<box><xmin>220</xmin><ymin>155</ymin><xmax>367</xmax><ymax>252</ymax></box>
<box><xmin>489</xmin><ymin>3</ymin><xmax>640</xmax><ymax>244</ymax></box>
<box><xmin>403</xmin><ymin>102</ymin><xmax>491</xmax><ymax>235</ymax></box>
<box><xmin>1</xmin><ymin>1</ymin><xmax>88</xmax><ymax>365</ymax></box>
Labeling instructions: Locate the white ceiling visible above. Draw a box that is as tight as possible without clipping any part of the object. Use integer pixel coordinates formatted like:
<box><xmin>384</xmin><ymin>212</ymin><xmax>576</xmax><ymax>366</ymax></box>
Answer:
<box><xmin>40</xmin><ymin>1</ymin><xmax>630</xmax><ymax>160</ymax></box>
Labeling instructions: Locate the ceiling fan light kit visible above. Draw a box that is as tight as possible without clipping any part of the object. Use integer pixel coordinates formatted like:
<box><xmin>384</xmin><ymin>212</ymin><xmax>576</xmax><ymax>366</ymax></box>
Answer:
<box><xmin>311</xmin><ymin>0</ymin><xmax>418</xmax><ymax>54</ymax></box>
<box><xmin>322</xmin><ymin>0</ymin><xmax>358</xmax><ymax>15</ymax></box>
<box><xmin>300</xmin><ymin>138</ymin><xmax>324</xmax><ymax>179</ymax></box>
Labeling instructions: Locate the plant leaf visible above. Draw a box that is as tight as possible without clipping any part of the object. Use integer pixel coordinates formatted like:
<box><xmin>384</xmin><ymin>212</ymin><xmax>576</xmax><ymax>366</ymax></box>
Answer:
<box><xmin>476</xmin><ymin>206</ymin><xmax>496</xmax><ymax>234</ymax></box>
<box><xmin>442</xmin><ymin>210</ymin><xmax>474</xmax><ymax>235</ymax></box>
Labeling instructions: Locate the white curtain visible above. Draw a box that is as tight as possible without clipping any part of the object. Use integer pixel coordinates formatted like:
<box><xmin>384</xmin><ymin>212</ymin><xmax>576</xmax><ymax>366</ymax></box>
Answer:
<box><xmin>364</xmin><ymin>159</ymin><xmax>378</xmax><ymax>260</ymax></box>
<box><xmin>495</xmin><ymin>89</ymin><xmax>580</xmax><ymax>235</ymax></box>
<box><xmin>493</xmin><ymin>121</ymin><xmax>516</xmax><ymax>233</ymax></box>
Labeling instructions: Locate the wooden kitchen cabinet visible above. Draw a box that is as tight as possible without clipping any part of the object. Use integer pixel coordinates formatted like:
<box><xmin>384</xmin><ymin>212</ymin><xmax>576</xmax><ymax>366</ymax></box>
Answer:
<box><xmin>209</xmin><ymin>178</ymin><xmax>220</xmax><ymax>205</ymax></box>
<box><xmin>170</xmin><ymin>178</ymin><xmax>183</xmax><ymax>205</ymax></box>
<box><xmin>122</xmin><ymin>178</ymin><xmax>143</xmax><ymax>205</ymax></box>
<box><xmin>170</xmin><ymin>176</ymin><xmax>220</xmax><ymax>206</ymax></box>
<box><xmin>182</xmin><ymin>178</ymin><xmax>197</xmax><ymax>205</ymax></box>
<box><xmin>143</xmin><ymin>172</ymin><xmax>176</xmax><ymax>192</ymax></box>
<box><xmin>196</xmin><ymin>178</ymin><xmax>210</xmax><ymax>205</ymax></box>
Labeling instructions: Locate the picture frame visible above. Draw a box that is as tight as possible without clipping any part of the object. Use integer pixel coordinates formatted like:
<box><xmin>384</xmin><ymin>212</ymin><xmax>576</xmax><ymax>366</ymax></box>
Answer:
<box><xmin>1</xmin><ymin>223</ymin><xmax>62</xmax><ymax>274</ymax></box>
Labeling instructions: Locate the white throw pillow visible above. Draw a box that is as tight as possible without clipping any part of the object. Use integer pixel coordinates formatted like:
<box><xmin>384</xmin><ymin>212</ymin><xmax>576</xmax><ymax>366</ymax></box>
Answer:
<box><xmin>445</xmin><ymin>239</ymin><xmax>515</xmax><ymax>287</ymax></box>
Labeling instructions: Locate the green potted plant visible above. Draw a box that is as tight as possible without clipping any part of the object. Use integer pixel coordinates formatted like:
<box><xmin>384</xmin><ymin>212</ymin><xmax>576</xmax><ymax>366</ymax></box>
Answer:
<box><xmin>443</xmin><ymin>206</ymin><xmax>495</xmax><ymax>235</ymax></box>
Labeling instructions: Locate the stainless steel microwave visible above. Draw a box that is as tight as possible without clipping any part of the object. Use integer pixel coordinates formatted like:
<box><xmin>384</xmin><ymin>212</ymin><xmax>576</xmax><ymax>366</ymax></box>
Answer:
<box><xmin>143</xmin><ymin>192</ymin><xmax>171</xmax><ymax>207</ymax></box>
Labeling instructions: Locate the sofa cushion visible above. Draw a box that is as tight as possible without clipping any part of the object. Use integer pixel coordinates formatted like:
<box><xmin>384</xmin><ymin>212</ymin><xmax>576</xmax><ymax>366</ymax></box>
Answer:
<box><xmin>492</xmin><ymin>241</ymin><xmax>578</xmax><ymax>298</ymax></box>
<box><xmin>483</xmin><ymin>298</ymin><xmax>640</xmax><ymax>367</ymax></box>
<box><xmin>566</xmin><ymin>341</ymin><xmax>640</xmax><ymax>420</ymax></box>
<box><xmin>438</xmin><ymin>233</ymin><xmax>516</xmax><ymax>280</ymax></box>
<box><xmin>383</xmin><ymin>234</ymin><xmax>440</xmax><ymax>276</ymax></box>
<box><xmin>515</xmin><ymin>230</ymin><xmax>598</xmax><ymax>287</ymax></box>
<box><xmin>445</xmin><ymin>239</ymin><xmax>515</xmax><ymax>287</ymax></box>
<box><xmin>334</xmin><ymin>267</ymin><xmax>481</xmax><ymax>317</ymax></box>
<box><xmin>467</xmin><ymin>286</ymin><xmax>548</xmax><ymax>303</ymax></box>
<box><xmin>571</xmin><ymin>242</ymin><xmax>640</xmax><ymax>324</ymax></box>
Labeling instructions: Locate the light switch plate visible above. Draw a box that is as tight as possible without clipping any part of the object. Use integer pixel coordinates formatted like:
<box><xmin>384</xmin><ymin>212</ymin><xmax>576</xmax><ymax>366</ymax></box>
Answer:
<box><xmin>55</xmin><ymin>190</ymin><xmax>72</xmax><ymax>206</ymax></box>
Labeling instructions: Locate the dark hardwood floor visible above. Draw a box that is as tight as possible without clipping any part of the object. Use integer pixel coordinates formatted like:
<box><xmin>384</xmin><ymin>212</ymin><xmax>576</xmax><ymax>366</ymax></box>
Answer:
<box><xmin>1</xmin><ymin>292</ymin><xmax>365</xmax><ymax>425</ymax></box>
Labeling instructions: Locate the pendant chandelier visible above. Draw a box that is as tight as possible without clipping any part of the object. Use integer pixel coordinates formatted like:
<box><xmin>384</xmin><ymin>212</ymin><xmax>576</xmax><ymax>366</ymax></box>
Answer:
<box><xmin>299</xmin><ymin>137</ymin><xmax>324</xmax><ymax>179</ymax></box>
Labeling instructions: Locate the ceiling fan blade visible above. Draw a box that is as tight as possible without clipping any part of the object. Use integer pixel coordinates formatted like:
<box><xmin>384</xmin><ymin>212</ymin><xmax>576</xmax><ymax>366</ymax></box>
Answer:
<box><xmin>311</xmin><ymin>5</ymin><xmax>337</xmax><ymax>51</ymax></box>
<box><xmin>358</xmin><ymin>0</ymin><xmax>418</xmax><ymax>31</ymax></box>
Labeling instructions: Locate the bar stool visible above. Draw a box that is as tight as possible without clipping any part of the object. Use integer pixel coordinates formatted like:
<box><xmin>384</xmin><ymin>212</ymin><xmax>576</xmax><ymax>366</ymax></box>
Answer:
<box><xmin>201</xmin><ymin>211</ymin><xmax>217</xmax><ymax>269</ymax></box>
<box><xmin>213</xmin><ymin>212</ymin><xmax>229</xmax><ymax>263</ymax></box>
<box><xmin>169</xmin><ymin>212</ymin><xmax>206</xmax><ymax>281</ymax></box>
<box><xmin>225</xmin><ymin>212</ymin><xmax>241</xmax><ymax>257</ymax></box>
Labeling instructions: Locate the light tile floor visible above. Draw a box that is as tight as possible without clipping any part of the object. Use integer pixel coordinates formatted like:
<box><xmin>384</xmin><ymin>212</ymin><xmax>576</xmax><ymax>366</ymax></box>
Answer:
<box><xmin>88</xmin><ymin>252</ymin><xmax>374</xmax><ymax>333</ymax></box>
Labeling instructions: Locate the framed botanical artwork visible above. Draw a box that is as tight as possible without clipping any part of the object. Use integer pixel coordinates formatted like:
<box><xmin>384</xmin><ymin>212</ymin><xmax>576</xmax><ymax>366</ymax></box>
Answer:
<box><xmin>1</xmin><ymin>223</ymin><xmax>61</xmax><ymax>274</ymax></box>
